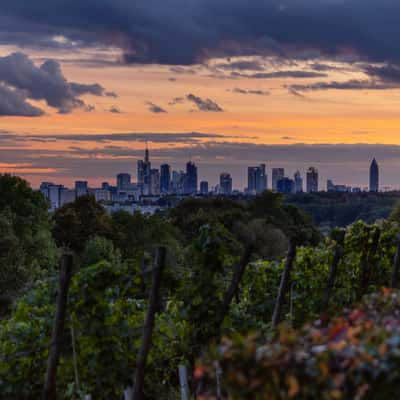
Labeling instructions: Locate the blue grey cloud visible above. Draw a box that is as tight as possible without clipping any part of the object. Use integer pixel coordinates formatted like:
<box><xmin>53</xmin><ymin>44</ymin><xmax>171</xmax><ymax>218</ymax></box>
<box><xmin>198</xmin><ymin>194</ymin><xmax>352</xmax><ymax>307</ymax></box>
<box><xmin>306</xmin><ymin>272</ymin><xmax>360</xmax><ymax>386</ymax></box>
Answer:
<box><xmin>146</xmin><ymin>102</ymin><xmax>167</xmax><ymax>114</ymax></box>
<box><xmin>0</xmin><ymin>1</ymin><xmax>400</xmax><ymax>65</ymax></box>
<box><xmin>0</xmin><ymin>84</ymin><xmax>44</xmax><ymax>117</ymax></box>
<box><xmin>0</xmin><ymin>52</ymin><xmax>113</xmax><ymax>114</ymax></box>
<box><xmin>186</xmin><ymin>94</ymin><xmax>223</xmax><ymax>112</ymax></box>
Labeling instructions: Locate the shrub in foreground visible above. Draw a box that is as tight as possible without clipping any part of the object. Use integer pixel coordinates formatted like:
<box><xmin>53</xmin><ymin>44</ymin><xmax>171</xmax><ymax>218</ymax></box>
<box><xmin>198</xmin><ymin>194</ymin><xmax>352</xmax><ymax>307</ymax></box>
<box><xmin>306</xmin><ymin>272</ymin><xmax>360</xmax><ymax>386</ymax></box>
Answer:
<box><xmin>199</xmin><ymin>288</ymin><xmax>400</xmax><ymax>399</ymax></box>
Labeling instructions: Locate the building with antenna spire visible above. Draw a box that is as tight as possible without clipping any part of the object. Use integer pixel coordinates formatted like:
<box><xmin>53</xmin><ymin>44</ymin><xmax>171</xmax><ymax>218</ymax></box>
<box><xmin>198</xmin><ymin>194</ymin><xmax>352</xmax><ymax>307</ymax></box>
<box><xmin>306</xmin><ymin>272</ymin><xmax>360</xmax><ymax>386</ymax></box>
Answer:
<box><xmin>137</xmin><ymin>144</ymin><xmax>151</xmax><ymax>194</ymax></box>
<box><xmin>369</xmin><ymin>158</ymin><xmax>379</xmax><ymax>192</ymax></box>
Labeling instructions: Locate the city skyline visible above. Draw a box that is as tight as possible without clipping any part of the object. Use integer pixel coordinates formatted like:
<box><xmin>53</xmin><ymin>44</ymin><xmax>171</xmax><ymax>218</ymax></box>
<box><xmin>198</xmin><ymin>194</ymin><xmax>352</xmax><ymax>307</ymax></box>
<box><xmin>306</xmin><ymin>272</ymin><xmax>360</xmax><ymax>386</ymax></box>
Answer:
<box><xmin>40</xmin><ymin>146</ymin><xmax>380</xmax><ymax>195</ymax></box>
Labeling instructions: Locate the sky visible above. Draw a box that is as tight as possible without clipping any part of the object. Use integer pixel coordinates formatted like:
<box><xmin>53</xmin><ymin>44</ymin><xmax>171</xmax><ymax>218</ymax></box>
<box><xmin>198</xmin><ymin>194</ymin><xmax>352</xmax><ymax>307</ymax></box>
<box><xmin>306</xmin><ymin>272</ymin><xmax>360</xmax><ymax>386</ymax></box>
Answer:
<box><xmin>2</xmin><ymin>1</ymin><xmax>400</xmax><ymax>189</ymax></box>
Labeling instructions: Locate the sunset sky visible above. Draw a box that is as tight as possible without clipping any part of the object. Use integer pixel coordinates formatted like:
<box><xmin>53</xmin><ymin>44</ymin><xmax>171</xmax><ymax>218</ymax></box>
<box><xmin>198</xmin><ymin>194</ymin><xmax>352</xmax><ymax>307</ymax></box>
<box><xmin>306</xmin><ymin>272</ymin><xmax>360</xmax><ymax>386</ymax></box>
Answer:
<box><xmin>2</xmin><ymin>1</ymin><xmax>400</xmax><ymax>189</ymax></box>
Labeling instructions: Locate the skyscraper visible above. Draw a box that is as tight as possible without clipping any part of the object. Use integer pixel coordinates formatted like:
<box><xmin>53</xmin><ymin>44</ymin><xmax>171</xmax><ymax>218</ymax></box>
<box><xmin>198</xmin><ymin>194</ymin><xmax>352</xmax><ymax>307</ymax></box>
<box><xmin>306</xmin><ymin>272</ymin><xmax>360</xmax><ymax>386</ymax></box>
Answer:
<box><xmin>277</xmin><ymin>177</ymin><xmax>295</xmax><ymax>194</ymax></box>
<box><xmin>137</xmin><ymin>145</ymin><xmax>151</xmax><ymax>194</ymax></box>
<box><xmin>247</xmin><ymin>164</ymin><xmax>267</xmax><ymax>194</ymax></box>
<box><xmin>294</xmin><ymin>170</ymin><xmax>303</xmax><ymax>193</ymax></box>
<box><xmin>200</xmin><ymin>181</ymin><xmax>209</xmax><ymax>195</ymax></box>
<box><xmin>369</xmin><ymin>158</ymin><xmax>379</xmax><ymax>192</ymax></box>
<box><xmin>75</xmin><ymin>181</ymin><xmax>88</xmax><ymax>198</ymax></box>
<box><xmin>117</xmin><ymin>173</ymin><xmax>131</xmax><ymax>191</ymax></box>
<box><xmin>160</xmin><ymin>164</ymin><xmax>171</xmax><ymax>194</ymax></box>
<box><xmin>184</xmin><ymin>161</ymin><xmax>198</xmax><ymax>194</ymax></box>
<box><xmin>306</xmin><ymin>167</ymin><xmax>319</xmax><ymax>193</ymax></box>
<box><xmin>220</xmin><ymin>172</ymin><xmax>232</xmax><ymax>195</ymax></box>
<box><xmin>272</xmin><ymin>168</ymin><xmax>285</xmax><ymax>191</ymax></box>
<box><xmin>150</xmin><ymin>169</ymin><xmax>160</xmax><ymax>195</ymax></box>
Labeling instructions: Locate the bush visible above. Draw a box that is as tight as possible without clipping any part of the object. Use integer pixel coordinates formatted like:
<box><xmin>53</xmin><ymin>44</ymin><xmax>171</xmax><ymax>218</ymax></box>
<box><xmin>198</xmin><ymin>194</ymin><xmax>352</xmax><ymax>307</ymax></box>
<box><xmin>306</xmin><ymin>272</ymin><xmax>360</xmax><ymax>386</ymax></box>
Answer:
<box><xmin>200</xmin><ymin>288</ymin><xmax>400</xmax><ymax>399</ymax></box>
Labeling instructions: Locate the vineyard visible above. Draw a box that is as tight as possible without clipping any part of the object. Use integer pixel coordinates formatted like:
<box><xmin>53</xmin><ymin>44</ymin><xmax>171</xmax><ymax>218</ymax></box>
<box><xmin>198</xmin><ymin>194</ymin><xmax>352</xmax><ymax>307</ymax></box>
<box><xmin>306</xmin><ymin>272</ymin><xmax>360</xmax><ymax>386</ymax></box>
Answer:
<box><xmin>1</xmin><ymin>174</ymin><xmax>400</xmax><ymax>399</ymax></box>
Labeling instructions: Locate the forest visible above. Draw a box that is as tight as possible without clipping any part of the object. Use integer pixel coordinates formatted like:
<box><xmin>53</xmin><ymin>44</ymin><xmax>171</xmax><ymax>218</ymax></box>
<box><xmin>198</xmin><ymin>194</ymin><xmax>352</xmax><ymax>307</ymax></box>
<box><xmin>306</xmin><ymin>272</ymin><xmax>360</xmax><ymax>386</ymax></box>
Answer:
<box><xmin>2</xmin><ymin>174</ymin><xmax>400</xmax><ymax>399</ymax></box>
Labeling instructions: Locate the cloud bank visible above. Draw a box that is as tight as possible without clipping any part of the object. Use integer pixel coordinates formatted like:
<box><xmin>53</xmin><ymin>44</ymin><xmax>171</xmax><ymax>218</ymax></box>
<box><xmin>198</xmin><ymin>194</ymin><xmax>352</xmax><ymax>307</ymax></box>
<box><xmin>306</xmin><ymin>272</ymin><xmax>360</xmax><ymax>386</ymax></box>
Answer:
<box><xmin>1</xmin><ymin>1</ymin><xmax>400</xmax><ymax>66</ymax></box>
<box><xmin>0</xmin><ymin>52</ymin><xmax>113</xmax><ymax>115</ymax></box>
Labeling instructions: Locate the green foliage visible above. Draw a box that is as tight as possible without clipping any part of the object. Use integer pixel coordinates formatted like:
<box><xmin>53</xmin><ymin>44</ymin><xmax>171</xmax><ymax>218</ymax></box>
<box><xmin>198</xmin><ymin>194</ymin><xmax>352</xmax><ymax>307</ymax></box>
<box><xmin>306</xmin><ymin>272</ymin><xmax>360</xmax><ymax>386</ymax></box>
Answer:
<box><xmin>4</xmin><ymin>189</ymin><xmax>400</xmax><ymax>399</ymax></box>
<box><xmin>286</xmin><ymin>191</ymin><xmax>398</xmax><ymax>229</ymax></box>
<box><xmin>0</xmin><ymin>174</ymin><xmax>57</xmax><ymax>308</ymax></box>
<box><xmin>171</xmin><ymin>197</ymin><xmax>247</xmax><ymax>242</ymax></box>
<box><xmin>53</xmin><ymin>195</ymin><xmax>112</xmax><ymax>253</ymax></box>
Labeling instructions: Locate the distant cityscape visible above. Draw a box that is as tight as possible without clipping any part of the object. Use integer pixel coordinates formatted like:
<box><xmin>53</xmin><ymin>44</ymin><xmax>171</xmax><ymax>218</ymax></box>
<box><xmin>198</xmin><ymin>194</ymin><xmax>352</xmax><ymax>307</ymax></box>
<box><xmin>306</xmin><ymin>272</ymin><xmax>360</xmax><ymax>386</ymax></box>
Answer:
<box><xmin>39</xmin><ymin>147</ymin><xmax>381</xmax><ymax>214</ymax></box>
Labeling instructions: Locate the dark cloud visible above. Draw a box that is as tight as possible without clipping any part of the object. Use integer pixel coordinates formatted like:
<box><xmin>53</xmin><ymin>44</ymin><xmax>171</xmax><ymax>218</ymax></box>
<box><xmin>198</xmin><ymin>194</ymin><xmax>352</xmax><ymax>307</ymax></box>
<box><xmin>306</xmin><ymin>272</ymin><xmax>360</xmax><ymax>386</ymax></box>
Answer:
<box><xmin>105</xmin><ymin>91</ymin><xmax>118</xmax><ymax>98</ymax></box>
<box><xmin>229</xmin><ymin>88</ymin><xmax>270</xmax><ymax>96</ymax></box>
<box><xmin>289</xmin><ymin>79</ymin><xmax>397</xmax><ymax>92</ymax></box>
<box><xmin>309</xmin><ymin>62</ymin><xmax>343</xmax><ymax>72</ymax></box>
<box><xmin>231</xmin><ymin>70</ymin><xmax>327</xmax><ymax>79</ymax></box>
<box><xmin>0</xmin><ymin>84</ymin><xmax>44</xmax><ymax>116</ymax></box>
<box><xmin>186</xmin><ymin>94</ymin><xmax>223</xmax><ymax>112</ymax></box>
<box><xmin>2</xmin><ymin>1</ymin><xmax>400</xmax><ymax>65</ymax></box>
<box><xmin>0</xmin><ymin>52</ymin><xmax>114</xmax><ymax>114</ymax></box>
<box><xmin>215</xmin><ymin>60</ymin><xmax>265</xmax><ymax>71</ymax></box>
<box><xmin>109</xmin><ymin>106</ymin><xmax>122</xmax><ymax>113</ymax></box>
<box><xmin>169</xmin><ymin>66</ymin><xmax>197</xmax><ymax>75</ymax></box>
<box><xmin>364</xmin><ymin>64</ymin><xmax>400</xmax><ymax>83</ymax></box>
<box><xmin>146</xmin><ymin>101</ymin><xmax>167</xmax><ymax>113</ymax></box>
<box><xmin>168</xmin><ymin>97</ymin><xmax>185</xmax><ymax>106</ymax></box>
<box><xmin>17</xmin><ymin>131</ymin><xmax>228</xmax><ymax>143</ymax></box>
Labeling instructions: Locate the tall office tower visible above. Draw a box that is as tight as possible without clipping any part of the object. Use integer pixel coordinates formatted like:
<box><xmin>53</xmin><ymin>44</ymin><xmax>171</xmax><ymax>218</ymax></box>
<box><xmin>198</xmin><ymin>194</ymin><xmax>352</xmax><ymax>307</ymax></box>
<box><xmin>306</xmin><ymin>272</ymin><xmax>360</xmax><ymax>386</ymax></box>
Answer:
<box><xmin>75</xmin><ymin>181</ymin><xmax>88</xmax><ymax>198</ymax></box>
<box><xmin>117</xmin><ymin>173</ymin><xmax>131</xmax><ymax>191</ymax></box>
<box><xmin>172</xmin><ymin>170</ymin><xmax>186</xmax><ymax>194</ymax></box>
<box><xmin>220</xmin><ymin>172</ymin><xmax>233</xmax><ymax>195</ymax></box>
<box><xmin>306</xmin><ymin>167</ymin><xmax>319</xmax><ymax>193</ymax></box>
<box><xmin>277</xmin><ymin>177</ymin><xmax>295</xmax><ymax>194</ymax></box>
<box><xmin>60</xmin><ymin>188</ymin><xmax>76</xmax><ymax>207</ymax></box>
<box><xmin>150</xmin><ymin>169</ymin><xmax>160</xmax><ymax>195</ymax></box>
<box><xmin>272</xmin><ymin>168</ymin><xmax>285</xmax><ymax>191</ymax></box>
<box><xmin>294</xmin><ymin>170</ymin><xmax>303</xmax><ymax>193</ymax></box>
<box><xmin>247</xmin><ymin>164</ymin><xmax>267</xmax><ymax>194</ymax></box>
<box><xmin>160</xmin><ymin>164</ymin><xmax>171</xmax><ymax>194</ymax></box>
<box><xmin>200</xmin><ymin>181</ymin><xmax>209</xmax><ymax>195</ymax></box>
<box><xmin>48</xmin><ymin>184</ymin><xmax>64</xmax><ymax>211</ymax></box>
<box><xmin>39</xmin><ymin>182</ymin><xmax>52</xmax><ymax>200</ymax></box>
<box><xmin>137</xmin><ymin>145</ymin><xmax>151</xmax><ymax>193</ymax></box>
<box><xmin>369</xmin><ymin>158</ymin><xmax>379</xmax><ymax>192</ymax></box>
<box><xmin>184</xmin><ymin>161</ymin><xmax>198</xmax><ymax>194</ymax></box>
<box><xmin>257</xmin><ymin>164</ymin><xmax>267</xmax><ymax>193</ymax></box>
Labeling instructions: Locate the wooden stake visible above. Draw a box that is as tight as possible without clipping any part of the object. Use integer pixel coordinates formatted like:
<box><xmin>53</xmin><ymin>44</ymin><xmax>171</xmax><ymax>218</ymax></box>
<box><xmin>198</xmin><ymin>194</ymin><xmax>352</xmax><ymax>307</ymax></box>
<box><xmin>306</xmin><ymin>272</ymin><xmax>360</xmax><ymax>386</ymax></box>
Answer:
<box><xmin>131</xmin><ymin>247</ymin><xmax>166</xmax><ymax>400</ymax></box>
<box><xmin>42</xmin><ymin>254</ymin><xmax>73</xmax><ymax>400</ymax></box>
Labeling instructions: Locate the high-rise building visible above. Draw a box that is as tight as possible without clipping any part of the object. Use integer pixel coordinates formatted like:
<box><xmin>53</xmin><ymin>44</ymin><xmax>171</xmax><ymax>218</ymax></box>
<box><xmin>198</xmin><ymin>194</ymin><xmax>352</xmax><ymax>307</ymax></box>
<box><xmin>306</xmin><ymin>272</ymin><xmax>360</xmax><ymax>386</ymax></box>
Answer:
<box><xmin>172</xmin><ymin>170</ymin><xmax>186</xmax><ymax>194</ymax></box>
<box><xmin>117</xmin><ymin>173</ymin><xmax>131</xmax><ymax>191</ymax></box>
<box><xmin>92</xmin><ymin>189</ymin><xmax>111</xmax><ymax>202</ymax></box>
<box><xmin>369</xmin><ymin>158</ymin><xmax>379</xmax><ymax>192</ymax></box>
<box><xmin>184</xmin><ymin>161</ymin><xmax>198</xmax><ymax>194</ymax></box>
<box><xmin>60</xmin><ymin>188</ymin><xmax>76</xmax><ymax>207</ymax></box>
<box><xmin>306</xmin><ymin>167</ymin><xmax>319</xmax><ymax>193</ymax></box>
<box><xmin>137</xmin><ymin>145</ymin><xmax>151</xmax><ymax>194</ymax></box>
<box><xmin>200</xmin><ymin>181</ymin><xmax>209</xmax><ymax>195</ymax></box>
<box><xmin>220</xmin><ymin>173</ymin><xmax>232</xmax><ymax>195</ymax></box>
<box><xmin>272</xmin><ymin>168</ymin><xmax>285</xmax><ymax>191</ymax></box>
<box><xmin>75</xmin><ymin>181</ymin><xmax>88</xmax><ymax>197</ymax></box>
<box><xmin>150</xmin><ymin>169</ymin><xmax>160</xmax><ymax>195</ymax></box>
<box><xmin>247</xmin><ymin>164</ymin><xmax>267</xmax><ymax>194</ymax></box>
<box><xmin>160</xmin><ymin>164</ymin><xmax>171</xmax><ymax>194</ymax></box>
<box><xmin>277</xmin><ymin>177</ymin><xmax>295</xmax><ymax>194</ymax></box>
<box><xmin>294</xmin><ymin>170</ymin><xmax>303</xmax><ymax>193</ymax></box>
